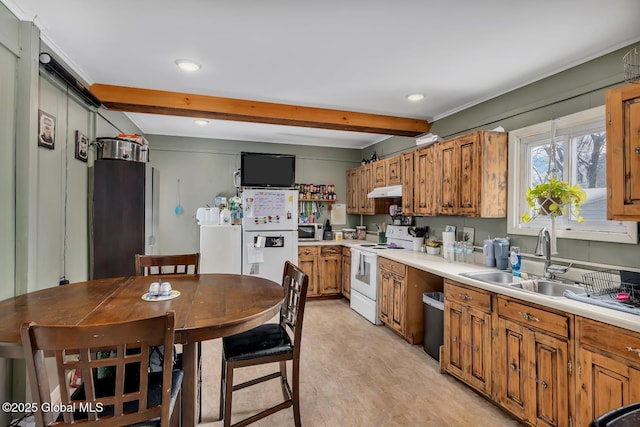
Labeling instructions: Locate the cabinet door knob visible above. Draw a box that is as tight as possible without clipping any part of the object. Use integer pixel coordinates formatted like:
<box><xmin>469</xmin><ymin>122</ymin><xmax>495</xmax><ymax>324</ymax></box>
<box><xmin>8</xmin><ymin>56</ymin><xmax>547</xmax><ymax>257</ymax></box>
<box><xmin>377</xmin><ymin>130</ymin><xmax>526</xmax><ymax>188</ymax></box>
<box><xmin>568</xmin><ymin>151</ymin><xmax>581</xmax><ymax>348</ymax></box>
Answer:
<box><xmin>635</xmin><ymin>147</ymin><xmax>640</xmax><ymax>154</ymax></box>
<box><xmin>459</xmin><ymin>293</ymin><xmax>472</xmax><ymax>300</ymax></box>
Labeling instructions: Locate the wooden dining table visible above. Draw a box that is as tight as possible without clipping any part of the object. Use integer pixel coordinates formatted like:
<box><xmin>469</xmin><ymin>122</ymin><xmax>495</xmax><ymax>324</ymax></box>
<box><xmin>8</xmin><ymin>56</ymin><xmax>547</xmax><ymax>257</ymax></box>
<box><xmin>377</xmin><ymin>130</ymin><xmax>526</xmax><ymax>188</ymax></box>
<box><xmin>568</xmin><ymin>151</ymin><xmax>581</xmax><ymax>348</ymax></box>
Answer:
<box><xmin>0</xmin><ymin>273</ymin><xmax>285</xmax><ymax>426</ymax></box>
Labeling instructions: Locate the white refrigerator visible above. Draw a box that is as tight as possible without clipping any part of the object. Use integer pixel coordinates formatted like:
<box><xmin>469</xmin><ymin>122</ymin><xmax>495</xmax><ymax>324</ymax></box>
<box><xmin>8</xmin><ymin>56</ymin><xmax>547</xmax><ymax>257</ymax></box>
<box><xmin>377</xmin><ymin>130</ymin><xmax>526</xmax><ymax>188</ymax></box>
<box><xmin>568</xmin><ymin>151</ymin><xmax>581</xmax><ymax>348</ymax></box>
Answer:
<box><xmin>242</xmin><ymin>189</ymin><xmax>298</xmax><ymax>283</ymax></box>
<box><xmin>199</xmin><ymin>224</ymin><xmax>242</xmax><ymax>274</ymax></box>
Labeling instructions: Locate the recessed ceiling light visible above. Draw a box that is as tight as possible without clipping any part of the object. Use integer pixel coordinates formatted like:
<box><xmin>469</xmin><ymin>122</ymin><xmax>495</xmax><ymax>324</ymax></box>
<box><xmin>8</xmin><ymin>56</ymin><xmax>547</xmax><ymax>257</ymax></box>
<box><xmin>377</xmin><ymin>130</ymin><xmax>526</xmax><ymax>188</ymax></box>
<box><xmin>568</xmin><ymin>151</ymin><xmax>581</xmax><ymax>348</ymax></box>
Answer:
<box><xmin>194</xmin><ymin>119</ymin><xmax>209</xmax><ymax>126</ymax></box>
<box><xmin>406</xmin><ymin>93</ymin><xmax>425</xmax><ymax>102</ymax></box>
<box><xmin>175</xmin><ymin>59</ymin><xmax>202</xmax><ymax>72</ymax></box>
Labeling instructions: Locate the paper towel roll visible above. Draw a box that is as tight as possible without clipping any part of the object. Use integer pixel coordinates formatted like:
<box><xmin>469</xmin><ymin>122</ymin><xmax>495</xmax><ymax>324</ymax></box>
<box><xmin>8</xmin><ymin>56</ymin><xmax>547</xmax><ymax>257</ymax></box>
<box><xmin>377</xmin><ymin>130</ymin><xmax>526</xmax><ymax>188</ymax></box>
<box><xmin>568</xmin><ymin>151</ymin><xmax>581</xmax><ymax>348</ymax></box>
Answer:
<box><xmin>442</xmin><ymin>231</ymin><xmax>456</xmax><ymax>259</ymax></box>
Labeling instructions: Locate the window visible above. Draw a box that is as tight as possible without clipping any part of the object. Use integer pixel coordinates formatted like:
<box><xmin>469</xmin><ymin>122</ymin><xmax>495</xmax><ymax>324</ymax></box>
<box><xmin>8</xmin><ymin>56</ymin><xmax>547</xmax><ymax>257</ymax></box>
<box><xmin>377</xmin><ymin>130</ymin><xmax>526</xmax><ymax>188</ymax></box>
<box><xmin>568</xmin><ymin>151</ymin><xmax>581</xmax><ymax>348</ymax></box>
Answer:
<box><xmin>507</xmin><ymin>106</ymin><xmax>637</xmax><ymax>244</ymax></box>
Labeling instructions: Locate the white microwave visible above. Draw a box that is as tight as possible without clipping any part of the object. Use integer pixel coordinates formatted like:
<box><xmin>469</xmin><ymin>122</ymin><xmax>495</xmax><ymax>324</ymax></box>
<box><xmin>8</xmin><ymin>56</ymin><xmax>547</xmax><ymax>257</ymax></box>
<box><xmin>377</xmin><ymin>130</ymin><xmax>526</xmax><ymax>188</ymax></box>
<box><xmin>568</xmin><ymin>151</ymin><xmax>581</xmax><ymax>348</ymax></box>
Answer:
<box><xmin>298</xmin><ymin>223</ymin><xmax>323</xmax><ymax>241</ymax></box>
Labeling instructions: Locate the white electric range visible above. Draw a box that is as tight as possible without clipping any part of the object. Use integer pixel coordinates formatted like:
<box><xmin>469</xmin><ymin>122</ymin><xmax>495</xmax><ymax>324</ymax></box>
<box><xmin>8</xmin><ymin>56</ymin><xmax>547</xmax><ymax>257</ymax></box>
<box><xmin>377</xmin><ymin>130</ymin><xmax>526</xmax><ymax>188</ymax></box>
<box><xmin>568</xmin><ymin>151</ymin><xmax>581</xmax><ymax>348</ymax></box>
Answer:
<box><xmin>350</xmin><ymin>225</ymin><xmax>413</xmax><ymax>324</ymax></box>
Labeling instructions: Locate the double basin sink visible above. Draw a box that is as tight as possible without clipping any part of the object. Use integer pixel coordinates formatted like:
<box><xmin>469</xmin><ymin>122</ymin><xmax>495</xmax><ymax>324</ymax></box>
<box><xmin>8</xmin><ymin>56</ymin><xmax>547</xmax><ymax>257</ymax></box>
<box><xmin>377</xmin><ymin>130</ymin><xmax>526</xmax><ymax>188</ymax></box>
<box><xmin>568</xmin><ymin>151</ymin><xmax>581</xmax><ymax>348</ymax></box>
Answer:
<box><xmin>459</xmin><ymin>270</ymin><xmax>585</xmax><ymax>298</ymax></box>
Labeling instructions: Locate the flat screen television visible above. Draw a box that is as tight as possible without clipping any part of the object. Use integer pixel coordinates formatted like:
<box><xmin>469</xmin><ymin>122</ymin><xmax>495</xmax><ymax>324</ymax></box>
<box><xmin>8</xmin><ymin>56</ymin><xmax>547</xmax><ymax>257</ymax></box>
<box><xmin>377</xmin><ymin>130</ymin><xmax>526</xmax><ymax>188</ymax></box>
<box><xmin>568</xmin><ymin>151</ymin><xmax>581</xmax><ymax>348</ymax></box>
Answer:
<box><xmin>240</xmin><ymin>152</ymin><xmax>296</xmax><ymax>188</ymax></box>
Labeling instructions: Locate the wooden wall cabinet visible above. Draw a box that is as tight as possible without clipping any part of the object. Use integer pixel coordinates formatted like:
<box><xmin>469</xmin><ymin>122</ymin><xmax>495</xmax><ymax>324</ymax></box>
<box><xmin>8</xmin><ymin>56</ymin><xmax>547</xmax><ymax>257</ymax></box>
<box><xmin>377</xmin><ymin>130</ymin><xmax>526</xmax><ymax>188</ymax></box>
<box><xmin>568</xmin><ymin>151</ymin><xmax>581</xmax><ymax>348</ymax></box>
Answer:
<box><xmin>344</xmin><ymin>130</ymin><xmax>506</xmax><ymax>218</ymax></box>
<box><xmin>346</xmin><ymin>167</ymin><xmax>359</xmax><ymax>214</ymax></box>
<box><xmin>443</xmin><ymin>279</ymin><xmax>493</xmax><ymax>396</ymax></box>
<box><xmin>575</xmin><ymin>317</ymin><xmax>640</xmax><ymax>426</ymax></box>
<box><xmin>373</xmin><ymin>160</ymin><xmax>387</xmax><ymax>188</ymax></box>
<box><xmin>401</xmin><ymin>152</ymin><xmax>414</xmax><ymax>215</ymax></box>
<box><xmin>434</xmin><ymin>130</ymin><xmax>508</xmax><ymax>217</ymax></box>
<box><xmin>345</xmin><ymin>163</ymin><xmax>393</xmax><ymax>215</ymax></box>
<box><xmin>435</xmin><ymin>138</ymin><xmax>457</xmax><ymax>215</ymax></box>
<box><xmin>358</xmin><ymin>164</ymin><xmax>373</xmax><ymax>214</ymax></box>
<box><xmin>341</xmin><ymin>246</ymin><xmax>351</xmax><ymax>299</ymax></box>
<box><xmin>495</xmin><ymin>296</ymin><xmax>573</xmax><ymax>427</ymax></box>
<box><xmin>386</xmin><ymin>155</ymin><xmax>402</xmax><ymax>186</ymax></box>
<box><xmin>413</xmin><ymin>145</ymin><xmax>435</xmax><ymax>216</ymax></box>
<box><xmin>378</xmin><ymin>258</ymin><xmax>443</xmax><ymax>344</ymax></box>
<box><xmin>605</xmin><ymin>82</ymin><xmax>640</xmax><ymax>220</ymax></box>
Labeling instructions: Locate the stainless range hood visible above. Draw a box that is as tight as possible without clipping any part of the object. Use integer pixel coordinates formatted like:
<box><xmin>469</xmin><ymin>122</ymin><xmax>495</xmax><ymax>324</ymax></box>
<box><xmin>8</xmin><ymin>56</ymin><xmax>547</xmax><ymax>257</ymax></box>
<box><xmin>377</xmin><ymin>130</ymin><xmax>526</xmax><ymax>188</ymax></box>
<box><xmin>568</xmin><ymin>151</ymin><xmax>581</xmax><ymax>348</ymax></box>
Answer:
<box><xmin>367</xmin><ymin>185</ymin><xmax>402</xmax><ymax>199</ymax></box>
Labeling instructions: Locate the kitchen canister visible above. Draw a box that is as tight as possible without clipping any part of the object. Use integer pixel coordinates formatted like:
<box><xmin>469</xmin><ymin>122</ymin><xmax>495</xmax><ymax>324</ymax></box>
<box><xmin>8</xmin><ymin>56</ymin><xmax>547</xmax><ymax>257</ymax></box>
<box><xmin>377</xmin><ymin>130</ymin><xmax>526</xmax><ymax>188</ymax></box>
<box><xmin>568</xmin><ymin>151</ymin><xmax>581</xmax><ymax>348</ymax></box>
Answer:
<box><xmin>493</xmin><ymin>238</ymin><xmax>510</xmax><ymax>270</ymax></box>
<box><xmin>483</xmin><ymin>238</ymin><xmax>495</xmax><ymax>267</ymax></box>
<box><xmin>342</xmin><ymin>228</ymin><xmax>356</xmax><ymax>239</ymax></box>
<box><xmin>356</xmin><ymin>226</ymin><xmax>367</xmax><ymax>240</ymax></box>
<box><xmin>412</xmin><ymin>236</ymin><xmax>424</xmax><ymax>251</ymax></box>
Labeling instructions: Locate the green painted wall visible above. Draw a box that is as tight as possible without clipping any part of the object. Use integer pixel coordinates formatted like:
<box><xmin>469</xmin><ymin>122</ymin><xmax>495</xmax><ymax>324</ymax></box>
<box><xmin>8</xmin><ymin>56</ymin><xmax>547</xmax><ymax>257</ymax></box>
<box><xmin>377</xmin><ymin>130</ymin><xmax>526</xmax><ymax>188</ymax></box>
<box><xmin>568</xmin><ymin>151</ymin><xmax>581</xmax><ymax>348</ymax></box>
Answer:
<box><xmin>0</xmin><ymin>4</ymin><xmax>17</xmax><ymax>422</ymax></box>
<box><xmin>146</xmin><ymin>135</ymin><xmax>361</xmax><ymax>254</ymax></box>
<box><xmin>363</xmin><ymin>43</ymin><xmax>640</xmax><ymax>270</ymax></box>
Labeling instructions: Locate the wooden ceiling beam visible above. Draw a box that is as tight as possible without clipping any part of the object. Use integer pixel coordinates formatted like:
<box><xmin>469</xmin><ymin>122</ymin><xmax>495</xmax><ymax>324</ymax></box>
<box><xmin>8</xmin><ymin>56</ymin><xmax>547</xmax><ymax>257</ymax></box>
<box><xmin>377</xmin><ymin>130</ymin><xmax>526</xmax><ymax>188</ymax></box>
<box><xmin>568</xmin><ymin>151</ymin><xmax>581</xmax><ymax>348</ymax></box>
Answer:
<box><xmin>90</xmin><ymin>84</ymin><xmax>430</xmax><ymax>137</ymax></box>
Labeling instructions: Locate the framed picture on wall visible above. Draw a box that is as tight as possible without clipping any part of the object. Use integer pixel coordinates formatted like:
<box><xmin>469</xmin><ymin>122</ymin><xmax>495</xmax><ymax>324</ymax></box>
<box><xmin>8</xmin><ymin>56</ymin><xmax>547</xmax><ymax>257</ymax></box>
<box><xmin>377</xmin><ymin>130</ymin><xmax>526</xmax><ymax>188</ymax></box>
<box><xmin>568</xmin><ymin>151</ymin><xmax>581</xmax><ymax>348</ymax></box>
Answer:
<box><xmin>75</xmin><ymin>130</ymin><xmax>88</xmax><ymax>162</ymax></box>
<box><xmin>37</xmin><ymin>110</ymin><xmax>56</xmax><ymax>149</ymax></box>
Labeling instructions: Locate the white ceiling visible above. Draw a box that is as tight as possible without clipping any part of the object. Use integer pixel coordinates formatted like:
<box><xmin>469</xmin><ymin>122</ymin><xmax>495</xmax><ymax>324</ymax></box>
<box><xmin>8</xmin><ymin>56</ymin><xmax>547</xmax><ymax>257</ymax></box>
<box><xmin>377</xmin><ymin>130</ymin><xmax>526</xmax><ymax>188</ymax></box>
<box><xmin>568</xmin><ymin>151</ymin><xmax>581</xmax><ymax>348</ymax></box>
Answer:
<box><xmin>6</xmin><ymin>0</ymin><xmax>640</xmax><ymax>149</ymax></box>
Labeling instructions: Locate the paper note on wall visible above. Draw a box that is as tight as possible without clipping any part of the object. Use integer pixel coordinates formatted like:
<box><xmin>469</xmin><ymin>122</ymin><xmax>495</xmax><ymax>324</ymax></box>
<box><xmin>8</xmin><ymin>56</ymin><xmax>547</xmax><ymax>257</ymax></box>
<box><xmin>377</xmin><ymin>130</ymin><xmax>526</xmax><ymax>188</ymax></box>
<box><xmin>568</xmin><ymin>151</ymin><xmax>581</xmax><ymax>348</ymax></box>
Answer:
<box><xmin>331</xmin><ymin>203</ymin><xmax>346</xmax><ymax>225</ymax></box>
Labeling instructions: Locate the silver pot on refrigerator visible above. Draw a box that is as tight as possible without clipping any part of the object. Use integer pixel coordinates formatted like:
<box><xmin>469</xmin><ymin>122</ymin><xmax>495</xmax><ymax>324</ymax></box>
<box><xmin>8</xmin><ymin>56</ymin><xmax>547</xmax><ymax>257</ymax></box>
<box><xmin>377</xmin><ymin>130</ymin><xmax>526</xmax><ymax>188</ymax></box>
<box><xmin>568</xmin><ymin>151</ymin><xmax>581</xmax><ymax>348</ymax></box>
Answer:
<box><xmin>95</xmin><ymin>138</ymin><xmax>148</xmax><ymax>162</ymax></box>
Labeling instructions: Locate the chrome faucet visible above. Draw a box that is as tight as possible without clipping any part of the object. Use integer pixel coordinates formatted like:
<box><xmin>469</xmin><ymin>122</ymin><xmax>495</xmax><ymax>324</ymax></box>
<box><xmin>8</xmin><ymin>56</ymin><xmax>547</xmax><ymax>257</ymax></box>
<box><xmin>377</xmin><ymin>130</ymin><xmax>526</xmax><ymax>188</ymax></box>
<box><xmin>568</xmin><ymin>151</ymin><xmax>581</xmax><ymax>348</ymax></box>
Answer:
<box><xmin>535</xmin><ymin>228</ymin><xmax>552</xmax><ymax>277</ymax></box>
<box><xmin>535</xmin><ymin>227</ymin><xmax>569</xmax><ymax>279</ymax></box>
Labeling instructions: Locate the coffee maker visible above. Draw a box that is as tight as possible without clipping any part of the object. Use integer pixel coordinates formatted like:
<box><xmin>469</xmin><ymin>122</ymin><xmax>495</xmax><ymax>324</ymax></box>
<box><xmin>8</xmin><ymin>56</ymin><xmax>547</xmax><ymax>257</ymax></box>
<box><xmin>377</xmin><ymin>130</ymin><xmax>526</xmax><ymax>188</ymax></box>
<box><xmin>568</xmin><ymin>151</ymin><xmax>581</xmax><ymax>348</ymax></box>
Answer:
<box><xmin>323</xmin><ymin>219</ymin><xmax>333</xmax><ymax>240</ymax></box>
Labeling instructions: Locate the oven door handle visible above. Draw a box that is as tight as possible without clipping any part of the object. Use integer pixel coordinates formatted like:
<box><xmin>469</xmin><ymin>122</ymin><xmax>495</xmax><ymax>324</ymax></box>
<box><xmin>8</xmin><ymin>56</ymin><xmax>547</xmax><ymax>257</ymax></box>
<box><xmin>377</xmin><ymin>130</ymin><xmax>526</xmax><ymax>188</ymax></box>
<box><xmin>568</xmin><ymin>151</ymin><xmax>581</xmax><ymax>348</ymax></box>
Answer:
<box><xmin>358</xmin><ymin>253</ymin><xmax>366</xmax><ymax>276</ymax></box>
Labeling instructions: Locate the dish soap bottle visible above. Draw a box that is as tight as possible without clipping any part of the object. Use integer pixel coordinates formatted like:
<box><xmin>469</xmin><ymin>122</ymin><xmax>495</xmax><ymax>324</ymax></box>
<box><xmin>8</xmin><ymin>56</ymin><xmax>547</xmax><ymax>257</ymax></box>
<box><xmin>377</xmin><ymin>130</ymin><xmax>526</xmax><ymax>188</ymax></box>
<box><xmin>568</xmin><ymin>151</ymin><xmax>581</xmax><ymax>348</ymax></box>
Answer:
<box><xmin>510</xmin><ymin>246</ymin><xmax>521</xmax><ymax>277</ymax></box>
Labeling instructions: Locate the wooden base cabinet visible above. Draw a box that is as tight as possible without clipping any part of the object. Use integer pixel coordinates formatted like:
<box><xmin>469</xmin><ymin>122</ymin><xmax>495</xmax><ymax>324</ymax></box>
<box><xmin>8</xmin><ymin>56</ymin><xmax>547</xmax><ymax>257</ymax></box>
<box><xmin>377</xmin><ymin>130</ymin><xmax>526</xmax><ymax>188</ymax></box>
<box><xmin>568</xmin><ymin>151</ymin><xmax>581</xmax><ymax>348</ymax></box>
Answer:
<box><xmin>298</xmin><ymin>246</ymin><xmax>319</xmax><ymax>296</ymax></box>
<box><xmin>495</xmin><ymin>296</ymin><xmax>573</xmax><ymax>427</ymax></box>
<box><xmin>319</xmin><ymin>246</ymin><xmax>342</xmax><ymax>296</ymax></box>
<box><xmin>443</xmin><ymin>279</ymin><xmax>493</xmax><ymax>396</ymax></box>
<box><xmin>378</xmin><ymin>258</ymin><xmax>442</xmax><ymax>344</ymax></box>
<box><xmin>576</xmin><ymin>317</ymin><xmax>640</xmax><ymax>426</ymax></box>
<box><xmin>379</xmin><ymin>259</ymin><xmax>406</xmax><ymax>335</ymax></box>
<box><xmin>298</xmin><ymin>246</ymin><xmax>342</xmax><ymax>298</ymax></box>
<box><xmin>341</xmin><ymin>246</ymin><xmax>351</xmax><ymax>299</ymax></box>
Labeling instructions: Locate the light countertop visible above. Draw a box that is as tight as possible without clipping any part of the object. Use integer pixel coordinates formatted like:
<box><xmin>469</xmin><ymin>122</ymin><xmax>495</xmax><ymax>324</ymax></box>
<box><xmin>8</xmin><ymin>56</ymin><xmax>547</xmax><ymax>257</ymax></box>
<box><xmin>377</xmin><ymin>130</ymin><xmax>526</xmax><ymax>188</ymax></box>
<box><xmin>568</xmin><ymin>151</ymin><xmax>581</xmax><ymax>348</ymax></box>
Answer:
<box><xmin>299</xmin><ymin>239</ymin><xmax>640</xmax><ymax>333</ymax></box>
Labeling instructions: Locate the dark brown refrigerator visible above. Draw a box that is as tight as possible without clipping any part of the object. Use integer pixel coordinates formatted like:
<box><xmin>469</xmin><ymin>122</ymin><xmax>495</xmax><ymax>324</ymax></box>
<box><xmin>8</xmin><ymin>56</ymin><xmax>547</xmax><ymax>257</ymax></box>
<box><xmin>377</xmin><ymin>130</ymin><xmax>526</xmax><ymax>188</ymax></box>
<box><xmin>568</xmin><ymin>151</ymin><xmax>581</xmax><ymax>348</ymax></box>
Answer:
<box><xmin>91</xmin><ymin>158</ymin><xmax>159</xmax><ymax>279</ymax></box>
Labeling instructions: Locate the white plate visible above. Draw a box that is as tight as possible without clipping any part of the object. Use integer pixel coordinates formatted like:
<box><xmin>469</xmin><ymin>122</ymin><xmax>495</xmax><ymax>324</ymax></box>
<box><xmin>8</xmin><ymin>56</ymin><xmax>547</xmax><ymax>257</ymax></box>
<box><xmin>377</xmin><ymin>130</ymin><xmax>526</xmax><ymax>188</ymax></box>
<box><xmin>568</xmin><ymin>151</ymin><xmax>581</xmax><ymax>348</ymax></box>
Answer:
<box><xmin>141</xmin><ymin>289</ymin><xmax>181</xmax><ymax>302</ymax></box>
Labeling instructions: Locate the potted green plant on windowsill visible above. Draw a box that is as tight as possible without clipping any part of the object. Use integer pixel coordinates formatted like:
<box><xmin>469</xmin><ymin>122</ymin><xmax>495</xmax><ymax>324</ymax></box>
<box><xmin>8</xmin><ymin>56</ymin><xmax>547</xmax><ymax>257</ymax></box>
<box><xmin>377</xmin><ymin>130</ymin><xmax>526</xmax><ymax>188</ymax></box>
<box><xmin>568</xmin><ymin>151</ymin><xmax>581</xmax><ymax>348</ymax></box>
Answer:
<box><xmin>521</xmin><ymin>177</ymin><xmax>587</xmax><ymax>223</ymax></box>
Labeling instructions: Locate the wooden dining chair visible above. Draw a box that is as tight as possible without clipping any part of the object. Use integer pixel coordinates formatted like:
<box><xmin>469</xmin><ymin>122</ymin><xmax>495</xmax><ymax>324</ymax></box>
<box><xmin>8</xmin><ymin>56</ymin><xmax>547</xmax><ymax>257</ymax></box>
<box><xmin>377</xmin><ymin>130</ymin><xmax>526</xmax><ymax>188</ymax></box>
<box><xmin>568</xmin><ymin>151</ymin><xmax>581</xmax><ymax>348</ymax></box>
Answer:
<box><xmin>134</xmin><ymin>253</ymin><xmax>200</xmax><ymax>276</ymax></box>
<box><xmin>20</xmin><ymin>311</ymin><xmax>183</xmax><ymax>427</ymax></box>
<box><xmin>219</xmin><ymin>261</ymin><xmax>309</xmax><ymax>427</ymax></box>
<box><xmin>589</xmin><ymin>401</ymin><xmax>640</xmax><ymax>426</ymax></box>
<box><xmin>134</xmin><ymin>252</ymin><xmax>202</xmax><ymax>421</ymax></box>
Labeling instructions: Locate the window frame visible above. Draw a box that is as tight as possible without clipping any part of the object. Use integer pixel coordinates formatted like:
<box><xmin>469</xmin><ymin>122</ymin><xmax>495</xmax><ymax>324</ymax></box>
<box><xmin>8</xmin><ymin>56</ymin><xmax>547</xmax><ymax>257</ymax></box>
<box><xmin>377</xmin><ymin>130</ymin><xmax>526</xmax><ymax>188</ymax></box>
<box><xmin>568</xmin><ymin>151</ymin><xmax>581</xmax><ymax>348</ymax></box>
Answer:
<box><xmin>507</xmin><ymin>106</ymin><xmax>638</xmax><ymax>244</ymax></box>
